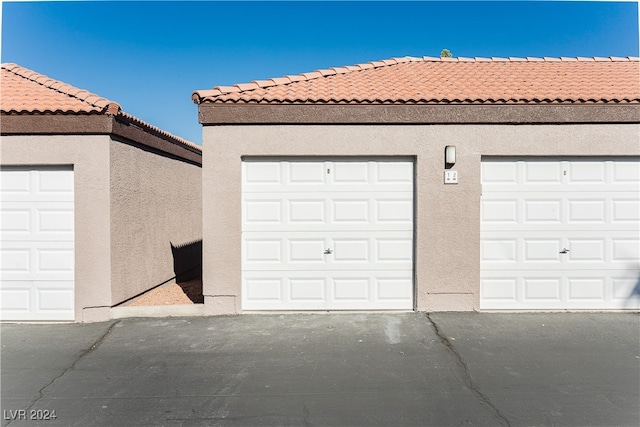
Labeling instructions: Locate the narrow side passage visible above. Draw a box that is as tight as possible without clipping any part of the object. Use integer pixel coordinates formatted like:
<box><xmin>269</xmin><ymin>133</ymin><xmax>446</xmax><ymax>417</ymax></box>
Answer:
<box><xmin>426</xmin><ymin>314</ymin><xmax>511</xmax><ymax>427</ymax></box>
<box><xmin>7</xmin><ymin>320</ymin><xmax>121</xmax><ymax>427</ymax></box>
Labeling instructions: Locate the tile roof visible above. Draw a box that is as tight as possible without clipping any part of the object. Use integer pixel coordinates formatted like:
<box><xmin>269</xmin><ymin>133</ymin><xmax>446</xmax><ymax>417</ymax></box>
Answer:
<box><xmin>1</xmin><ymin>63</ymin><xmax>200</xmax><ymax>151</ymax></box>
<box><xmin>193</xmin><ymin>56</ymin><xmax>640</xmax><ymax>105</ymax></box>
<box><xmin>1</xmin><ymin>63</ymin><xmax>121</xmax><ymax>114</ymax></box>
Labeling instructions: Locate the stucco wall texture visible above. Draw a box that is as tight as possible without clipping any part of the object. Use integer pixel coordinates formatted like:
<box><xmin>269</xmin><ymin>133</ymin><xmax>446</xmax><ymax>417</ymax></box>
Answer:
<box><xmin>202</xmin><ymin>123</ymin><xmax>640</xmax><ymax>314</ymax></box>
<box><xmin>109</xmin><ymin>140</ymin><xmax>202</xmax><ymax>305</ymax></box>
<box><xmin>1</xmin><ymin>135</ymin><xmax>202</xmax><ymax>322</ymax></box>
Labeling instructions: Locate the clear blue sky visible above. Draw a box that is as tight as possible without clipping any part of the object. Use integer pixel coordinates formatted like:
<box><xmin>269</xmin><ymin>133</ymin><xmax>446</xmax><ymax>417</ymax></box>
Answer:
<box><xmin>2</xmin><ymin>1</ymin><xmax>638</xmax><ymax>145</ymax></box>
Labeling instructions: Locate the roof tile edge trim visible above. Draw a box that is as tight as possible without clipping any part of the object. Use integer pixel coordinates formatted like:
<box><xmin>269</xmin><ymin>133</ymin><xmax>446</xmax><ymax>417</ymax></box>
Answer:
<box><xmin>192</xmin><ymin>56</ymin><xmax>640</xmax><ymax>104</ymax></box>
<box><xmin>117</xmin><ymin>111</ymin><xmax>202</xmax><ymax>152</ymax></box>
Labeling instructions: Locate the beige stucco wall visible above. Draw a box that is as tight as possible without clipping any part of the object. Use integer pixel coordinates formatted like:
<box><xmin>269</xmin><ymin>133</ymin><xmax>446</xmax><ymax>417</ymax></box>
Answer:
<box><xmin>202</xmin><ymin>123</ymin><xmax>640</xmax><ymax>314</ymax></box>
<box><xmin>1</xmin><ymin>135</ymin><xmax>112</xmax><ymax>322</ymax></box>
<box><xmin>109</xmin><ymin>138</ymin><xmax>202</xmax><ymax>305</ymax></box>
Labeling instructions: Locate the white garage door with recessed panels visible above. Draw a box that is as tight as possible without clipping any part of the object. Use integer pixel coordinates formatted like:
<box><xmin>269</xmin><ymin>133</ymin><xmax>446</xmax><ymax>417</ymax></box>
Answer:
<box><xmin>481</xmin><ymin>158</ymin><xmax>640</xmax><ymax>310</ymax></box>
<box><xmin>242</xmin><ymin>158</ymin><xmax>414</xmax><ymax>310</ymax></box>
<box><xmin>1</xmin><ymin>167</ymin><xmax>75</xmax><ymax>321</ymax></box>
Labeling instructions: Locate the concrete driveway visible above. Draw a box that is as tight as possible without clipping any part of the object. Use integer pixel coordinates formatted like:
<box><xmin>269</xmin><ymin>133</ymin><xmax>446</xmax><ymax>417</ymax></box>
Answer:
<box><xmin>1</xmin><ymin>313</ymin><xmax>638</xmax><ymax>426</ymax></box>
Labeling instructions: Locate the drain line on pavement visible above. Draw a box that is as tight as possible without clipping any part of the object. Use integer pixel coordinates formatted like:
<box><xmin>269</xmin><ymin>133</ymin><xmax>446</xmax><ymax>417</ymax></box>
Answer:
<box><xmin>426</xmin><ymin>314</ymin><xmax>511</xmax><ymax>427</ymax></box>
<box><xmin>7</xmin><ymin>320</ymin><xmax>121</xmax><ymax>427</ymax></box>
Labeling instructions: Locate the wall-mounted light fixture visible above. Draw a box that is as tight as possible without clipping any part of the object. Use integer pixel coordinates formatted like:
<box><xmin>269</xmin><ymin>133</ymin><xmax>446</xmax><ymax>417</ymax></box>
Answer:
<box><xmin>445</xmin><ymin>145</ymin><xmax>456</xmax><ymax>168</ymax></box>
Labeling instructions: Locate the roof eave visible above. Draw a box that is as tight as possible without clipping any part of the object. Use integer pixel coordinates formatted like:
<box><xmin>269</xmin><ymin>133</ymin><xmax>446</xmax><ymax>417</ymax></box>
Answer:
<box><xmin>198</xmin><ymin>103</ymin><xmax>640</xmax><ymax>125</ymax></box>
<box><xmin>1</xmin><ymin>113</ymin><xmax>202</xmax><ymax>165</ymax></box>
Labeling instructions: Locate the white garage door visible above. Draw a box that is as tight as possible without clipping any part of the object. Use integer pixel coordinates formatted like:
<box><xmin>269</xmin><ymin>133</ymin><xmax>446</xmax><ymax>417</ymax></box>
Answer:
<box><xmin>242</xmin><ymin>159</ymin><xmax>414</xmax><ymax>310</ymax></box>
<box><xmin>1</xmin><ymin>167</ymin><xmax>75</xmax><ymax>320</ymax></box>
<box><xmin>481</xmin><ymin>158</ymin><xmax>640</xmax><ymax>310</ymax></box>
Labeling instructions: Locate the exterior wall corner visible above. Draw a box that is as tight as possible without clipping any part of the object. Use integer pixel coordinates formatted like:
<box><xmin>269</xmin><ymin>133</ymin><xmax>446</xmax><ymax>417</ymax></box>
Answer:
<box><xmin>204</xmin><ymin>295</ymin><xmax>240</xmax><ymax>315</ymax></box>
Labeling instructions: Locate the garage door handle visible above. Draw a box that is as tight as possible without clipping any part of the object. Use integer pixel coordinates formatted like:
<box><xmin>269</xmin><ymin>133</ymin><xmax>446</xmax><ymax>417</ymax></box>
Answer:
<box><xmin>559</xmin><ymin>248</ymin><xmax>570</xmax><ymax>254</ymax></box>
<box><xmin>324</xmin><ymin>248</ymin><xmax>333</xmax><ymax>255</ymax></box>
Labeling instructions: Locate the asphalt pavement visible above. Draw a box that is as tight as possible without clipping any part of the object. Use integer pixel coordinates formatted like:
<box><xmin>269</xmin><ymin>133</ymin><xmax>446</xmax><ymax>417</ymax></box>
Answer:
<box><xmin>1</xmin><ymin>313</ymin><xmax>639</xmax><ymax>426</ymax></box>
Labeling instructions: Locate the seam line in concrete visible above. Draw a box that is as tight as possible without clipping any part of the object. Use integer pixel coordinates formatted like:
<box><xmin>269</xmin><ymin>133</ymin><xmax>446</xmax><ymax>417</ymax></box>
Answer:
<box><xmin>426</xmin><ymin>314</ymin><xmax>511</xmax><ymax>427</ymax></box>
<box><xmin>7</xmin><ymin>320</ymin><xmax>120</xmax><ymax>426</ymax></box>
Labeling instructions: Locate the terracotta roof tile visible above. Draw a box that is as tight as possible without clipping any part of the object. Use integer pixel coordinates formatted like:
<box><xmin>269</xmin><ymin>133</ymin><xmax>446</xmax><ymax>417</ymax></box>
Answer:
<box><xmin>192</xmin><ymin>56</ymin><xmax>640</xmax><ymax>106</ymax></box>
<box><xmin>2</xmin><ymin>63</ymin><xmax>119</xmax><ymax>114</ymax></box>
<box><xmin>2</xmin><ymin>63</ymin><xmax>200</xmax><ymax>151</ymax></box>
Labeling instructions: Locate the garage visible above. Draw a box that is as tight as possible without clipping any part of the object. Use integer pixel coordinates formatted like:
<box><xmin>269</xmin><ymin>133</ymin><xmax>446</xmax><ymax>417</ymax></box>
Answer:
<box><xmin>195</xmin><ymin>56</ymin><xmax>639</xmax><ymax>314</ymax></box>
<box><xmin>241</xmin><ymin>158</ymin><xmax>414</xmax><ymax>310</ymax></box>
<box><xmin>480</xmin><ymin>158</ymin><xmax>640</xmax><ymax>310</ymax></box>
<box><xmin>1</xmin><ymin>166</ymin><xmax>75</xmax><ymax>320</ymax></box>
<box><xmin>2</xmin><ymin>62</ymin><xmax>202</xmax><ymax>322</ymax></box>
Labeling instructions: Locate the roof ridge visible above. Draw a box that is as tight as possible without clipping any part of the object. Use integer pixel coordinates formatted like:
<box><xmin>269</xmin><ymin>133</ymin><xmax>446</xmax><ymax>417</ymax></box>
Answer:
<box><xmin>192</xmin><ymin>55</ymin><xmax>640</xmax><ymax>104</ymax></box>
<box><xmin>1</xmin><ymin>63</ymin><xmax>122</xmax><ymax>114</ymax></box>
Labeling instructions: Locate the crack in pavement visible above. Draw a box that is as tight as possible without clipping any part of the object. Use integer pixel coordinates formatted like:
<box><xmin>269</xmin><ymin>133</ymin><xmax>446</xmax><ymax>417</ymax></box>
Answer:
<box><xmin>7</xmin><ymin>320</ymin><xmax>121</xmax><ymax>427</ymax></box>
<box><xmin>302</xmin><ymin>399</ymin><xmax>312</xmax><ymax>427</ymax></box>
<box><xmin>426</xmin><ymin>314</ymin><xmax>511</xmax><ymax>427</ymax></box>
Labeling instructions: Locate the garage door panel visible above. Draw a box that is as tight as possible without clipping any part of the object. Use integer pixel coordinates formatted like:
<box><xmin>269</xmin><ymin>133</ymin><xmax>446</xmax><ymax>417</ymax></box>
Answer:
<box><xmin>1</xmin><ymin>169</ymin><xmax>31</xmax><ymax>194</ymax></box>
<box><xmin>36</xmin><ymin>283</ymin><xmax>74</xmax><ymax>311</ymax></box>
<box><xmin>2</xmin><ymin>202</ymin><xmax>73</xmax><ymax>241</ymax></box>
<box><xmin>612</xmin><ymin>161</ymin><xmax>640</xmax><ymax>183</ymax></box>
<box><xmin>568</xmin><ymin>277</ymin><xmax>605</xmax><ymax>300</ymax></box>
<box><xmin>36</xmin><ymin>169</ymin><xmax>74</xmax><ymax>193</ymax></box>
<box><xmin>243</xmin><ymin>271</ymin><xmax>413</xmax><ymax>310</ymax></box>
<box><xmin>612</xmin><ymin>277</ymin><xmax>640</xmax><ymax>302</ymax></box>
<box><xmin>0</xmin><ymin>280</ymin><xmax>74</xmax><ymax>320</ymax></box>
<box><xmin>524</xmin><ymin>161</ymin><xmax>564</xmax><ymax>184</ymax></box>
<box><xmin>0</xmin><ymin>283</ymin><xmax>31</xmax><ymax>312</ymax></box>
<box><xmin>1</xmin><ymin>169</ymin><xmax>73</xmax><ymax>202</ymax></box>
<box><xmin>243</xmin><ymin>160</ymin><xmax>413</xmax><ymax>193</ymax></box>
<box><xmin>333</xmin><ymin>238</ymin><xmax>369</xmax><ymax>262</ymax></box>
<box><xmin>567</xmin><ymin>199</ymin><xmax>606</xmax><ymax>223</ymax></box>
<box><xmin>567</xmin><ymin>239</ymin><xmax>606</xmax><ymax>262</ymax></box>
<box><xmin>333</xmin><ymin>199</ymin><xmax>369</xmax><ymax>223</ymax></box>
<box><xmin>376</xmin><ymin>161</ymin><xmax>414</xmax><ymax>184</ymax></box>
<box><xmin>1</xmin><ymin>207</ymin><xmax>31</xmax><ymax>235</ymax></box>
<box><xmin>291</xmin><ymin>278</ymin><xmax>326</xmax><ymax>302</ymax></box>
<box><xmin>289</xmin><ymin>199</ymin><xmax>325</xmax><ymax>224</ymax></box>
<box><xmin>334</xmin><ymin>277</ymin><xmax>369</xmax><ymax>301</ymax></box>
<box><xmin>523</xmin><ymin>277</ymin><xmax>561</xmax><ymax>301</ymax></box>
<box><xmin>481</xmin><ymin>277</ymin><xmax>518</xmax><ymax>303</ymax></box>
<box><xmin>483</xmin><ymin>271</ymin><xmax>640</xmax><ymax>309</ymax></box>
<box><xmin>612</xmin><ymin>199</ymin><xmax>640</xmax><ymax>222</ymax></box>
<box><xmin>243</xmin><ymin>232</ymin><xmax>412</xmax><ymax>271</ymax></box>
<box><xmin>243</xmin><ymin>193</ymin><xmax>412</xmax><ymax>232</ymax></box>
<box><xmin>37</xmin><ymin>206</ymin><xmax>74</xmax><ymax>235</ymax></box>
<box><xmin>1</xmin><ymin>247</ymin><xmax>31</xmax><ymax>275</ymax></box>
<box><xmin>524</xmin><ymin>239</ymin><xmax>563</xmax><ymax>262</ymax></box>
<box><xmin>2</xmin><ymin>239</ymin><xmax>74</xmax><ymax>279</ymax></box>
<box><xmin>484</xmin><ymin>159</ymin><xmax>639</xmax><ymax>186</ymax></box>
<box><xmin>481</xmin><ymin>199</ymin><xmax>518</xmax><ymax>224</ymax></box>
<box><xmin>376</xmin><ymin>238</ymin><xmax>413</xmax><ymax>263</ymax></box>
<box><xmin>567</xmin><ymin>161</ymin><xmax>607</xmax><ymax>184</ymax></box>
<box><xmin>289</xmin><ymin>238</ymin><xmax>327</xmax><ymax>263</ymax></box>
<box><xmin>481</xmin><ymin>239</ymin><xmax>518</xmax><ymax>262</ymax></box>
<box><xmin>37</xmin><ymin>247</ymin><xmax>75</xmax><ymax>274</ymax></box>
<box><xmin>0</xmin><ymin>168</ymin><xmax>74</xmax><ymax>321</ymax></box>
<box><xmin>289</xmin><ymin>162</ymin><xmax>326</xmax><ymax>184</ymax></box>
<box><xmin>525</xmin><ymin>199</ymin><xmax>562</xmax><ymax>223</ymax></box>
<box><xmin>376</xmin><ymin>198</ymin><xmax>413</xmax><ymax>224</ymax></box>
<box><xmin>332</xmin><ymin>162</ymin><xmax>369</xmax><ymax>183</ymax></box>
<box><xmin>242</xmin><ymin>159</ymin><xmax>413</xmax><ymax>310</ymax></box>
<box><xmin>612</xmin><ymin>239</ymin><xmax>640</xmax><ymax>262</ymax></box>
<box><xmin>481</xmin><ymin>158</ymin><xmax>639</xmax><ymax>310</ymax></box>
<box><xmin>482</xmin><ymin>233</ymin><xmax>637</xmax><ymax>269</ymax></box>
